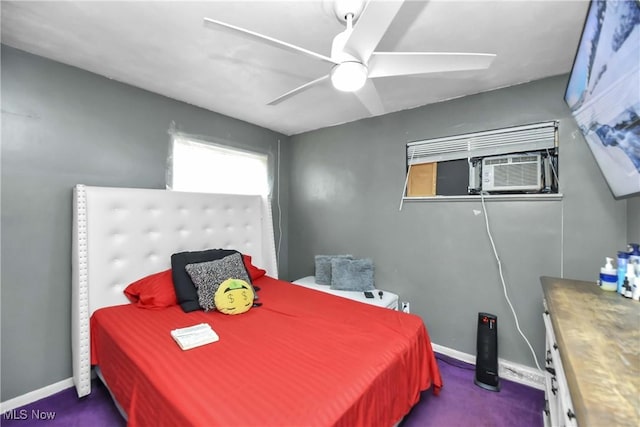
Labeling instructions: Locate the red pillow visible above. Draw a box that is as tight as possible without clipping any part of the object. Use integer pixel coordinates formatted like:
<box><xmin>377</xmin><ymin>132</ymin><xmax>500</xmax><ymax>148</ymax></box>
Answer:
<box><xmin>243</xmin><ymin>255</ymin><xmax>267</xmax><ymax>281</ymax></box>
<box><xmin>124</xmin><ymin>269</ymin><xmax>177</xmax><ymax>309</ymax></box>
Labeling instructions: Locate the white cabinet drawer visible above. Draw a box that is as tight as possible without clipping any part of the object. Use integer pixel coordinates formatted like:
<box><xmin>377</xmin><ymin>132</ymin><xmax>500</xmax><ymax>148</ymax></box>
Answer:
<box><xmin>543</xmin><ymin>308</ymin><xmax>578</xmax><ymax>427</ymax></box>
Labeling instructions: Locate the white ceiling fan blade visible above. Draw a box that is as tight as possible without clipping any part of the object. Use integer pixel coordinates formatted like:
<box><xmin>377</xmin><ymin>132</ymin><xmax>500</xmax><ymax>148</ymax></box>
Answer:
<box><xmin>353</xmin><ymin>79</ymin><xmax>385</xmax><ymax>116</ymax></box>
<box><xmin>267</xmin><ymin>74</ymin><xmax>331</xmax><ymax>106</ymax></box>
<box><xmin>368</xmin><ymin>52</ymin><xmax>496</xmax><ymax>78</ymax></box>
<box><xmin>342</xmin><ymin>0</ymin><xmax>405</xmax><ymax>63</ymax></box>
<box><xmin>203</xmin><ymin>17</ymin><xmax>338</xmax><ymax>66</ymax></box>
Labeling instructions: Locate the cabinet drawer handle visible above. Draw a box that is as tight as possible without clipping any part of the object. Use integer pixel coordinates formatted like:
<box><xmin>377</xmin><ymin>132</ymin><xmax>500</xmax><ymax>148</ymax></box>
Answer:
<box><xmin>545</xmin><ymin>367</ymin><xmax>556</xmax><ymax>376</ymax></box>
<box><xmin>551</xmin><ymin>377</ymin><xmax>558</xmax><ymax>395</ymax></box>
<box><xmin>567</xmin><ymin>409</ymin><xmax>576</xmax><ymax>419</ymax></box>
<box><xmin>553</xmin><ymin>343</ymin><xmax>558</xmax><ymax>350</ymax></box>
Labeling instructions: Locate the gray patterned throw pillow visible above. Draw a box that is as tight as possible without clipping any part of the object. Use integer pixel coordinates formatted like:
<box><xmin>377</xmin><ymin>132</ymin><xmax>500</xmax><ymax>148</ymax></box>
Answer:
<box><xmin>185</xmin><ymin>252</ymin><xmax>251</xmax><ymax>311</ymax></box>
<box><xmin>314</xmin><ymin>254</ymin><xmax>353</xmax><ymax>285</ymax></box>
<box><xmin>330</xmin><ymin>258</ymin><xmax>375</xmax><ymax>291</ymax></box>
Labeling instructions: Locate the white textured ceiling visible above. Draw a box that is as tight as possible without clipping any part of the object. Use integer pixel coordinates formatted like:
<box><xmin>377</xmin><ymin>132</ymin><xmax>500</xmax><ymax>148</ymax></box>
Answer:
<box><xmin>1</xmin><ymin>0</ymin><xmax>589</xmax><ymax>136</ymax></box>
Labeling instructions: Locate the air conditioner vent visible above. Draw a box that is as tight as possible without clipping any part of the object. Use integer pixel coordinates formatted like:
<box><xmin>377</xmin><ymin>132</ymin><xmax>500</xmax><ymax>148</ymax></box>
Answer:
<box><xmin>485</xmin><ymin>158</ymin><xmax>509</xmax><ymax>166</ymax></box>
<box><xmin>493</xmin><ymin>163</ymin><xmax>538</xmax><ymax>186</ymax></box>
<box><xmin>482</xmin><ymin>153</ymin><xmax>542</xmax><ymax>192</ymax></box>
<box><xmin>512</xmin><ymin>155</ymin><xmax>538</xmax><ymax>163</ymax></box>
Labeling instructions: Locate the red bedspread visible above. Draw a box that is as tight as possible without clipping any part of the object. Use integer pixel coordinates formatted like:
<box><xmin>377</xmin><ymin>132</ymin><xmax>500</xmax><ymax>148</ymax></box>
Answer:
<box><xmin>91</xmin><ymin>276</ymin><xmax>442</xmax><ymax>427</ymax></box>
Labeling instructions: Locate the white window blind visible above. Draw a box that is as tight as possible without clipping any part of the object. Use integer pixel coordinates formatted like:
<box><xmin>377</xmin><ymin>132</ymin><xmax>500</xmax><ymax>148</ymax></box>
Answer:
<box><xmin>406</xmin><ymin>121</ymin><xmax>558</xmax><ymax>166</ymax></box>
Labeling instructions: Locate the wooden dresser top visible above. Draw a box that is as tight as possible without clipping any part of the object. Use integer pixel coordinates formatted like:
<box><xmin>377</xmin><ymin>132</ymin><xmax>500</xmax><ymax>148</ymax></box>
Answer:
<box><xmin>541</xmin><ymin>276</ymin><xmax>639</xmax><ymax>427</ymax></box>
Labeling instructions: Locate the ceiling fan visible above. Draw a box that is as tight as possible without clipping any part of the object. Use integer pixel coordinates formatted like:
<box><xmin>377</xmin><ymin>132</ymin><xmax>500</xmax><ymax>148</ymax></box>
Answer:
<box><xmin>203</xmin><ymin>0</ymin><xmax>496</xmax><ymax>115</ymax></box>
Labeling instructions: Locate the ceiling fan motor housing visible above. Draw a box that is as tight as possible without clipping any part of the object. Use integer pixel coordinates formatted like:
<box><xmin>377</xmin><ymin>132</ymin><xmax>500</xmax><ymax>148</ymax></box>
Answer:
<box><xmin>331</xmin><ymin>28</ymin><xmax>360</xmax><ymax>63</ymax></box>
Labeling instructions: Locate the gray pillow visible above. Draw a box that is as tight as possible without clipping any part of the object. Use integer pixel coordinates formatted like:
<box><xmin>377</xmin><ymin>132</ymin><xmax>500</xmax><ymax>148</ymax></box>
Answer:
<box><xmin>185</xmin><ymin>252</ymin><xmax>251</xmax><ymax>311</ymax></box>
<box><xmin>330</xmin><ymin>258</ymin><xmax>375</xmax><ymax>291</ymax></box>
<box><xmin>315</xmin><ymin>254</ymin><xmax>352</xmax><ymax>285</ymax></box>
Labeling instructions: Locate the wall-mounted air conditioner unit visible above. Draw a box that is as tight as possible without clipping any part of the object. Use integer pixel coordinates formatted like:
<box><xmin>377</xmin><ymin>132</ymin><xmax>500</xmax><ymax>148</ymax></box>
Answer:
<box><xmin>481</xmin><ymin>153</ymin><xmax>542</xmax><ymax>192</ymax></box>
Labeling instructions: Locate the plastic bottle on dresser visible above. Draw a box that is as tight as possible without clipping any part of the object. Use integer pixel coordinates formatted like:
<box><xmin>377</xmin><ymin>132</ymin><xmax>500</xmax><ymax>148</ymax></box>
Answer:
<box><xmin>628</xmin><ymin>243</ymin><xmax>640</xmax><ymax>276</ymax></box>
<box><xmin>617</xmin><ymin>251</ymin><xmax>630</xmax><ymax>294</ymax></box>
<box><xmin>632</xmin><ymin>277</ymin><xmax>640</xmax><ymax>301</ymax></box>
<box><xmin>625</xmin><ymin>262</ymin><xmax>637</xmax><ymax>299</ymax></box>
<box><xmin>598</xmin><ymin>257</ymin><xmax>618</xmax><ymax>291</ymax></box>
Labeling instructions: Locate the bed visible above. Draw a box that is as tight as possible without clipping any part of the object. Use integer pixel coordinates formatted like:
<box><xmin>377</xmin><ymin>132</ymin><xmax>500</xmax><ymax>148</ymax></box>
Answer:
<box><xmin>72</xmin><ymin>185</ymin><xmax>442</xmax><ymax>426</ymax></box>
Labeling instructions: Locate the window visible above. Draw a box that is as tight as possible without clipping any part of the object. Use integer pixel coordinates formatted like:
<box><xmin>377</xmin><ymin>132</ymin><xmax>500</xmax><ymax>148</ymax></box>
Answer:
<box><xmin>169</xmin><ymin>136</ymin><xmax>269</xmax><ymax>196</ymax></box>
<box><xmin>403</xmin><ymin>121</ymin><xmax>559</xmax><ymax>199</ymax></box>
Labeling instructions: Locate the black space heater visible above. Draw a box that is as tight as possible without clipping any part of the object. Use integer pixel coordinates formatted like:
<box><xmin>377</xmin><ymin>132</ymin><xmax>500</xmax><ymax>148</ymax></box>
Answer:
<box><xmin>474</xmin><ymin>312</ymin><xmax>500</xmax><ymax>392</ymax></box>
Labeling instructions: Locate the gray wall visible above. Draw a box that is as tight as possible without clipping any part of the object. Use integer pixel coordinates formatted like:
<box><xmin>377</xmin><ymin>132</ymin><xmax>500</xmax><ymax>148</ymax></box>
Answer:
<box><xmin>0</xmin><ymin>46</ymin><xmax>290</xmax><ymax>401</ymax></box>
<box><xmin>288</xmin><ymin>75</ymin><xmax>628</xmax><ymax>369</ymax></box>
<box><xmin>628</xmin><ymin>197</ymin><xmax>640</xmax><ymax>243</ymax></box>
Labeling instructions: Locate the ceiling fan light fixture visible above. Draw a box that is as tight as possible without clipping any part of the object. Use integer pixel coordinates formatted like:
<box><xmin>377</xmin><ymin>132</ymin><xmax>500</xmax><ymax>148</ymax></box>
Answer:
<box><xmin>330</xmin><ymin>62</ymin><xmax>368</xmax><ymax>92</ymax></box>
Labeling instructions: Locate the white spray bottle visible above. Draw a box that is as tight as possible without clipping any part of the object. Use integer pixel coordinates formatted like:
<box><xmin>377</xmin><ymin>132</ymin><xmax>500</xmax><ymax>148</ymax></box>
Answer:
<box><xmin>625</xmin><ymin>262</ymin><xmax>637</xmax><ymax>298</ymax></box>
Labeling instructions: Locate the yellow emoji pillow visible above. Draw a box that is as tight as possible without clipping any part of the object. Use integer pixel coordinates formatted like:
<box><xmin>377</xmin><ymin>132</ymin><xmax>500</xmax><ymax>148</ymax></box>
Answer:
<box><xmin>214</xmin><ymin>278</ymin><xmax>255</xmax><ymax>315</ymax></box>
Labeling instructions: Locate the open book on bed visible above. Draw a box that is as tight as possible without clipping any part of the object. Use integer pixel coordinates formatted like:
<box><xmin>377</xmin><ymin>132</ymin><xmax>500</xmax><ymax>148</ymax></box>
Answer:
<box><xmin>170</xmin><ymin>323</ymin><xmax>219</xmax><ymax>350</ymax></box>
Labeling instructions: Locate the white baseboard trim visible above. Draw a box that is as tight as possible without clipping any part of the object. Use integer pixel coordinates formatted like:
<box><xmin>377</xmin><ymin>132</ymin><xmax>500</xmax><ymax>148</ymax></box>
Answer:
<box><xmin>0</xmin><ymin>378</ymin><xmax>74</xmax><ymax>413</ymax></box>
<box><xmin>432</xmin><ymin>343</ymin><xmax>545</xmax><ymax>390</ymax></box>
<box><xmin>432</xmin><ymin>343</ymin><xmax>476</xmax><ymax>364</ymax></box>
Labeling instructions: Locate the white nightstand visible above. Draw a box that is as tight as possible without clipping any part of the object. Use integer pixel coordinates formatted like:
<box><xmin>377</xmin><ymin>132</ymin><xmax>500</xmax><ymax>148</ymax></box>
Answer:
<box><xmin>292</xmin><ymin>276</ymin><xmax>399</xmax><ymax>310</ymax></box>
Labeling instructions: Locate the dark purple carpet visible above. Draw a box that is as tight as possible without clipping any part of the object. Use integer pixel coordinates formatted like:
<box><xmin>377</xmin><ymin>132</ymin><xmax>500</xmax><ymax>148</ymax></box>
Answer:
<box><xmin>2</xmin><ymin>354</ymin><xmax>543</xmax><ymax>426</ymax></box>
<box><xmin>1</xmin><ymin>379</ymin><xmax>124</xmax><ymax>427</ymax></box>
<box><xmin>400</xmin><ymin>354</ymin><xmax>545</xmax><ymax>427</ymax></box>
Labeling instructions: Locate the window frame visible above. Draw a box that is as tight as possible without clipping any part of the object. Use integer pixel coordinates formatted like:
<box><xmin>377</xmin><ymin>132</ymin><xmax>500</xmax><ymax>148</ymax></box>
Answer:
<box><xmin>401</xmin><ymin>121</ymin><xmax>562</xmax><ymax>202</ymax></box>
<box><xmin>167</xmin><ymin>134</ymin><xmax>272</xmax><ymax>197</ymax></box>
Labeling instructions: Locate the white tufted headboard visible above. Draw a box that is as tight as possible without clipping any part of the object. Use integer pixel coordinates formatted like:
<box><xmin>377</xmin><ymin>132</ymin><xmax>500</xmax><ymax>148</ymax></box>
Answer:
<box><xmin>71</xmin><ymin>185</ymin><xmax>278</xmax><ymax>397</ymax></box>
